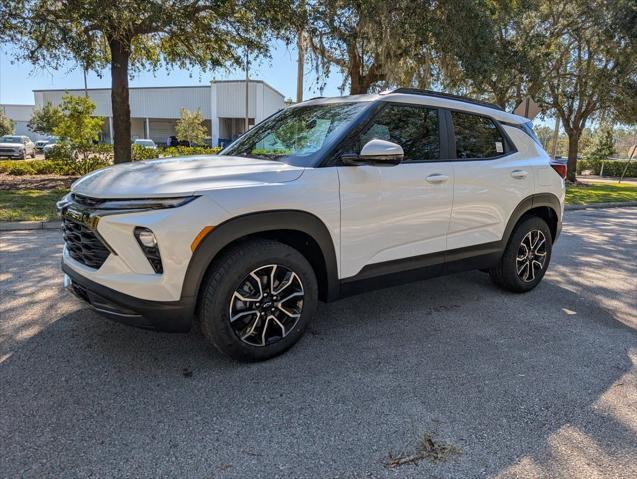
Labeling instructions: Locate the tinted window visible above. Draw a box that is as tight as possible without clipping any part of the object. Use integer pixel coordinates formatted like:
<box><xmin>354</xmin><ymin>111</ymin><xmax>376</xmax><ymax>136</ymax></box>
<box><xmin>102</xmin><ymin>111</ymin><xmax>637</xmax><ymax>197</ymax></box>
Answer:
<box><xmin>452</xmin><ymin>112</ymin><xmax>505</xmax><ymax>159</ymax></box>
<box><xmin>358</xmin><ymin>104</ymin><xmax>439</xmax><ymax>161</ymax></box>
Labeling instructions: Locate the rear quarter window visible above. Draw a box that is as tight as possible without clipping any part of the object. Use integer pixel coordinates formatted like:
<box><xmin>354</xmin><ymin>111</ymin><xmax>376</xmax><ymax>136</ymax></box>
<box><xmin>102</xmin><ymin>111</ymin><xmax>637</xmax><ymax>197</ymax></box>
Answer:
<box><xmin>451</xmin><ymin>111</ymin><xmax>506</xmax><ymax>159</ymax></box>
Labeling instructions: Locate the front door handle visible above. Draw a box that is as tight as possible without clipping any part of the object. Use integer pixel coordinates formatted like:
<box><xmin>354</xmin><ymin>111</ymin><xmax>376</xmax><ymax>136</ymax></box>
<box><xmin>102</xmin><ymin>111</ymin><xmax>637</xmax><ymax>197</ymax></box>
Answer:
<box><xmin>511</xmin><ymin>169</ymin><xmax>528</xmax><ymax>179</ymax></box>
<box><xmin>426</xmin><ymin>174</ymin><xmax>449</xmax><ymax>184</ymax></box>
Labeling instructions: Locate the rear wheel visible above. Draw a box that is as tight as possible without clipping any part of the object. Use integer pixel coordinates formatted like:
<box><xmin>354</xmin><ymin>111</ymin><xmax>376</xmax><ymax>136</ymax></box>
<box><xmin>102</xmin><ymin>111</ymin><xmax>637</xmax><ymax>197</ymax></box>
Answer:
<box><xmin>200</xmin><ymin>239</ymin><xmax>318</xmax><ymax>361</ymax></box>
<box><xmin>489</xmin><ymin>216</ymin><xmax>552</xmax><ymax>293</ymax></box>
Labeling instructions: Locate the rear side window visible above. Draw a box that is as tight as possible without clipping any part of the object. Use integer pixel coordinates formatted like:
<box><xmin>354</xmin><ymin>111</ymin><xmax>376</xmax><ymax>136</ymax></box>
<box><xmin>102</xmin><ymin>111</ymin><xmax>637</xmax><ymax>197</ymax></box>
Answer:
<box><xmin>359</xmin><ymin>104</ymin><xmax>440</xmax><ymax>161</ymax></box>
<box><xmin>451</xmin><ymin>112</ymin><xmax>505</xmax><ymax>159</ymax></box>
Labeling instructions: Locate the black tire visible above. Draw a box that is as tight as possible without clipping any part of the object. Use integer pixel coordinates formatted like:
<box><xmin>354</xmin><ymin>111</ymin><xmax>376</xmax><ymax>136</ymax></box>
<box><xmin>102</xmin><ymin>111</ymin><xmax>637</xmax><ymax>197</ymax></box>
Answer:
<box><xmin>199</xmin><ymin>239</ymin><xmax>318</xmax><ymax>361</ymax></box>
<box><xmin>31</xmin><ymin>150</ymin><xmax>36</xmax><ymax>158</ymax></box>
<box><xmin>489</xmin><ymin>216</ymin><xmax>552</xmax><ymax>293</ymax></box>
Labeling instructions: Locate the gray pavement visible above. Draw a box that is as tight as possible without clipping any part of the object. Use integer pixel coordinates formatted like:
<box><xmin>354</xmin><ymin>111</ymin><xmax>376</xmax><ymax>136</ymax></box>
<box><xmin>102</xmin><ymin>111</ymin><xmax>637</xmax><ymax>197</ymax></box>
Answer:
<box><xmin>1</xmin><ymin>208</ymin><xmax>636</xmax><ymax>478</ymax></box>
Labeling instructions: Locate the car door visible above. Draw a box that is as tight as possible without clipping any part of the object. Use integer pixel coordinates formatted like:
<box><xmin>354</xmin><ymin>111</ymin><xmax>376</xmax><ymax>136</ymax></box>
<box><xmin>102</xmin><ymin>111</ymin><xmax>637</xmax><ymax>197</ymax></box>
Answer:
<box><xmin>446</xmin><ymin>110</ymin><xmax>533</xmax><ymax>252</ymax></box>
<box><xmin>337</xmin><ymin>102</ymin><xmax>454</xmax><ymax>279</ymax></box>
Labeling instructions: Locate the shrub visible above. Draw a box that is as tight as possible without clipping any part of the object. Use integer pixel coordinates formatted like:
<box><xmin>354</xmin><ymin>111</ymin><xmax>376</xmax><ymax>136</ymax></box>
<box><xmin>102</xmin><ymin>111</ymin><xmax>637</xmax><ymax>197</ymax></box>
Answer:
<box><xmin>131</xmin><ymin>144</ymin><xmax>160</xmax><ymax>161</ymax></box>
<box><xmin>161</xmin><ymin>146</ymin><xmax>222</xmax><ymax>157</ymax></box>
<box><xmin>132</xmin><ymin>145</ymin><xmax>222</xmax><ymax>161</ymax></box>
<box><xmin>7</xmin><ymin>163</ymin><xmax>36</xmax><ymax>175</ymax></box>
<box><xmin>577</xmin><ymin>158</ymin><xmax>637</xmax><ymax>177</ymax></box>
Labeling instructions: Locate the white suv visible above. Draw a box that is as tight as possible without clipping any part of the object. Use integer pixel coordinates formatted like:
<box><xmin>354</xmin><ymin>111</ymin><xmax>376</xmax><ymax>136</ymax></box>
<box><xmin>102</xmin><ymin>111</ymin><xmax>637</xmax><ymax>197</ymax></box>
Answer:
<box><xmin>59</xmin><ymin>89</ymin><xmax>565</xmax><ymax>361</ymax></box>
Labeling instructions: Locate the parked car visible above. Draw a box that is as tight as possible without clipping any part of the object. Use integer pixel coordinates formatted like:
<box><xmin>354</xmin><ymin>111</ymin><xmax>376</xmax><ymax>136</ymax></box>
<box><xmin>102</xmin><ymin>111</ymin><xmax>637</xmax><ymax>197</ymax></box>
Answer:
<box><xmin>35</xmin><ymin>136</ymin><xmax>59</xmax><ymax>152</ymax></box>
<box><xmin>166</xmin><ymin>136</ymin><xmax>190</xmax><ymax>147</ymax></box>
<box><xmin>0</xmin><ymin>135</ymin><xmax>36</xmax><ymax>159</ymax></box>
<box><xmin>43</xmin><ymin>138</ymin><xmax>62</xmax><ymax>159</ymax></box>
<box><xmin>58</xmin><ymin>88</ymin><xmax>565</xmax><ymax>361</ymax></box>
<box><xmin>133</xmin><ymin>139</ymin><xmax>157</xmax><ymax>149</ymax></box>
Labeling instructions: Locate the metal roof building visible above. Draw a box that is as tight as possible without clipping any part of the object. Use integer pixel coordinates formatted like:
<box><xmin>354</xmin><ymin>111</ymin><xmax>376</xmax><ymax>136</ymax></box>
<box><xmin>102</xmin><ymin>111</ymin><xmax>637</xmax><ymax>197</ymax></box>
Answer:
<box><xmin>3</xmin><ymin>80</ymin><xmax>286</xmax><ymax>146</ymax></box>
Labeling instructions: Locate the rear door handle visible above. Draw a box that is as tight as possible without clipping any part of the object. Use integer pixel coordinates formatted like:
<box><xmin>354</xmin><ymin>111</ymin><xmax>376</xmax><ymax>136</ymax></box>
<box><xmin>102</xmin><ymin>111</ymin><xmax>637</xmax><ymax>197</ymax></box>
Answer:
<box><xmin>511</xmin><ymin>170</ymin><xmax>528</xmax><ymax>179</ymax></box>
<box><xmin>426</xmin><ymin>174</ymin><xmax>449</xmax><ymax>184</ymax></box>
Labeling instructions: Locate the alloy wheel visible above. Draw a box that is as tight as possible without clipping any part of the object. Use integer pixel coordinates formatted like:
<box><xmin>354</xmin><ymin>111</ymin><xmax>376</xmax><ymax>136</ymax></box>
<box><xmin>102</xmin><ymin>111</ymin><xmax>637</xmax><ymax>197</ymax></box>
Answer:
<box><xmin>516</xmin><ymin>230</ymin><xmax>547</xmax><ymax>283</ymax></box>
<box><xmin>228</xmin><ymin>264</ymin><xmax>304</xmax><ymax>347</ymax></box>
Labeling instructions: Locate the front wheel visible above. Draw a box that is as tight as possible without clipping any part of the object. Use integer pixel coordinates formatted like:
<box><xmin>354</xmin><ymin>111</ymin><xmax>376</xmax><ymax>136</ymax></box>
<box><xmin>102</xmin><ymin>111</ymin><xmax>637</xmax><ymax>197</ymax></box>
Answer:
<box><xmin>199</xmin><ymin>239</ymin><xmax>318</xmax><ymax>361</ymax></box>
<box><xmin>489</xmin><ymin>216</ymin><xmax>553</xmax><ymax>293</ymax></box>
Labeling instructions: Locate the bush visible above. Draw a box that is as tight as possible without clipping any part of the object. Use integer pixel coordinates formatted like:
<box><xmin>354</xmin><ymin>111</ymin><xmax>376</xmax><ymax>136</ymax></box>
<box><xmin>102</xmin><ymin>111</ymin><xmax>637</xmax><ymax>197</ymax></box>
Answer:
<box><xmin>132</xmin><ymin>144</ymin><xmax>160</xmax><ymax>161</ymax></box>
<box><xmin>577</xmin><ymin>158</ymin><xmax>637</xmax><ymax>177</ymax></box>
<box><xmin>132</xmin><ymin>145</ymin><xmax>222</xmax><ymax>161</ymax></box>
<box><xmin>161</xmin><ymin>146</ymin><xmax>222</xmax><ymax>158</ymax></box>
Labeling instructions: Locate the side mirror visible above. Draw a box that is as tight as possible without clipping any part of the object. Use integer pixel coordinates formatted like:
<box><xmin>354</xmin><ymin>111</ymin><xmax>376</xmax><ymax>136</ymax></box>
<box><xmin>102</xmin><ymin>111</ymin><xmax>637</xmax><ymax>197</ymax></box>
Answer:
<box><xmin>342</xmin><ymin>139</ymin><xmax>404</xmax><ymax>166</ymax></box>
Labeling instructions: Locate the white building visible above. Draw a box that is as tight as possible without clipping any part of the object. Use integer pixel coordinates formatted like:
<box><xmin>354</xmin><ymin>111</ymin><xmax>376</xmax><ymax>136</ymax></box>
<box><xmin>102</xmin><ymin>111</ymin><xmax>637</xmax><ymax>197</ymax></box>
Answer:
<box><xmin>0</xmin><ymin>104</ymin><xmax>44</xmax><ymax>140</ymax></box>
<box><xmin>3</xmin><ymin>80</ymin><xmax>285</xmax><ymax>146</ymax></box>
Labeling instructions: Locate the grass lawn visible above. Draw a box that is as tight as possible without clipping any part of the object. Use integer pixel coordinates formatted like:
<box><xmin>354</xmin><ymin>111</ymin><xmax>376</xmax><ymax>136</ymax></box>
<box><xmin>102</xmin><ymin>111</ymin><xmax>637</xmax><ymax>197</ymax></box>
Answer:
<box><xmin>565</xmin><ymin>181</ymin><xmax>637</xmax><ymax>205</ymax></box>
<box><xmin>0</xmin><ymin>189</ymin><xmax>68</xmax><ymax>222</ymax></box>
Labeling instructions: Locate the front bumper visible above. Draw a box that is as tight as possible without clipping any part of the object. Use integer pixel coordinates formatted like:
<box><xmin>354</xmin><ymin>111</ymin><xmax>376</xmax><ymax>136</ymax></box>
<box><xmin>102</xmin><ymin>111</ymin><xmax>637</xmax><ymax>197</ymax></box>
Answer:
<box><xmin>63</xmin><ymin>263</ymin><xmax>195</xmax><ymax>332</ymax></box>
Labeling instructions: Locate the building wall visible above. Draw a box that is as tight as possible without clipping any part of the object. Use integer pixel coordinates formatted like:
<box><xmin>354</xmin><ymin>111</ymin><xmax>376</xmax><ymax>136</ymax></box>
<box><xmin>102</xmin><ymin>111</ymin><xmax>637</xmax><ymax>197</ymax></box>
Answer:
<box><xmin>34</xmin><ymin>86</ymin><xmax>211</xmax><ymax>120</ymax></box>
<box><xmin>1</xmin><ymin>104</ymin><xmax>47</xmax><ymax>141</ymax></box>
<box><xmin>30</xmin><ymin>81</ymin><xmax>284</xmax><ymax>145</ymax></box>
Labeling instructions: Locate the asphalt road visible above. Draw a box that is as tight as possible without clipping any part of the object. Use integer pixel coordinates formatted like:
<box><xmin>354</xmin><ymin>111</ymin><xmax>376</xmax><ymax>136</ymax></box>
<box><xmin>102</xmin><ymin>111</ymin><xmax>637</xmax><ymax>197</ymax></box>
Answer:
<box><xmin>1</xmin><ymin>208</ymin><xmax>636</xmax><ymax>479</ymax></box>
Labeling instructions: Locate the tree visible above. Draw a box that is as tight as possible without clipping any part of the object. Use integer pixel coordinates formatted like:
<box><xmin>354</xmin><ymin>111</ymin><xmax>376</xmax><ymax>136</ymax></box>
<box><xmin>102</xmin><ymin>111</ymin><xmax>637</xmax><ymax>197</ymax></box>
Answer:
<box><xmin>175</xmin><ymin>108</ymin><xmax>207</xmax><ymax>146</ymax></box>
<box><xmin>53</xmin><ymin>94</ymin><xmax>104</xmax><ymax>152</ymax></box>
<box><xmin>27</xmin><ymin>102</ymin><xmax>63</xmax><ymax>136</ymax></box>
<box><xmin>5</xmin><ymin>1</ymin><xmax>292</xmax><ymax>163</ymax></box>
<box><xmin>586</xmin><ymin>126</ymin><xmax>616</xmax><ymax>161</ymax></box>
<box><xmin>0</xmin><ymin>108</ymin><xmax>15</xmax><ymax>136</ymax></box>
<box><xmin>306</xmin><ymin>0</ymin><xmax>439</xmax><ymax>94</ymax></box>
<box><xmin>534</xmin><ymin>0</ymin><xmax>636</xmax><ymax>181</ymax></box>
<box><xmin>439</xmin><ymin>0</ymin><xmax>543</xmax><ymax>109</ymax></box>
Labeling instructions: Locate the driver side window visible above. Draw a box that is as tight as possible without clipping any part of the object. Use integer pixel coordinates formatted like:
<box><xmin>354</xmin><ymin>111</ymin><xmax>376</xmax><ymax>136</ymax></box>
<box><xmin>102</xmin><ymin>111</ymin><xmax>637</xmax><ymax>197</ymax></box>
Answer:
<box><xmin>358</xmin><ymin>104</ymin><xmax>440</xmax><ymax>162</ymax></box>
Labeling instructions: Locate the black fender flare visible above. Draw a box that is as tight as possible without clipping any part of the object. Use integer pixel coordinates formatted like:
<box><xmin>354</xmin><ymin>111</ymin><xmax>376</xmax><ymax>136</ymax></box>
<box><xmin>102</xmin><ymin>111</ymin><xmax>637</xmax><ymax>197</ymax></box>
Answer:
<box><xmin>179</xmin><ymin>210</ymin><xmax>340</xmax><ymax>311</ymax></box>
<box><xmin>501</xmin><ymin>193</ymin><xmax>562</xmax><ymax>246</ymax></box>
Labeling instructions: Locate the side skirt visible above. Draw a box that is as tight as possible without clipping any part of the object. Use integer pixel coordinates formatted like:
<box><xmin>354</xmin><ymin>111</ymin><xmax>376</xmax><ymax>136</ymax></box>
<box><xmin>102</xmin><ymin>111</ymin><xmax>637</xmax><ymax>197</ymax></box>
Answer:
<box><xmin>338</xmin><ymin>242</ymin><xmax>502</xmax><ymax>299</ymax></box>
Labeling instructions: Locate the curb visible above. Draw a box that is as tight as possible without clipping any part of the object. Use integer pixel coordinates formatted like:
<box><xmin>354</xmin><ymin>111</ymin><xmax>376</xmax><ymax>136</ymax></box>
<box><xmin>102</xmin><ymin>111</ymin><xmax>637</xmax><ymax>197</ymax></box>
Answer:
<box><xmin>0</xmin><ymin>220</ymin><xmax>61</xmax><ymax>231</ymax></box>
<box><xmin>0</xmin><ymin>202</ymin><xmax>635</xmax><ymax>231</ymax></box>
<box><xmin>565</xmin><ymin>201</ymin><xmax>637</xmax><ymax>211</ymax></box>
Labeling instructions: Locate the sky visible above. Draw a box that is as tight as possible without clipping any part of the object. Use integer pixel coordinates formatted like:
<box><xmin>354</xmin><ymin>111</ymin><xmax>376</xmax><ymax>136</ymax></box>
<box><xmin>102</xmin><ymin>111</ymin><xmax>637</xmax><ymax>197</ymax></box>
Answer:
<box><xmin>0</xmin><ymin>40</ymin><xmax>346</xmax><ymax>105</ymax></box>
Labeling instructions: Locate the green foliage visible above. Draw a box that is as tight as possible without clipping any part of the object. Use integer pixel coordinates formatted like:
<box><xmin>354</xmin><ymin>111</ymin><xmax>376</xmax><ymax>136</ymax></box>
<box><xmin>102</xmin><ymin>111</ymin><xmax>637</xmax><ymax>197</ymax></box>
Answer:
<box><xmin>131</xmin><ymin>144</ymin><xmax>160</xmax><ymax>162</ymax></box>
<box><xmin>53</xmin><ymin>94</ymin><xmax>104</xmax><ymax>151</ymax></box>
<box><xmin>0</xmin><ymin>160</ymin><xmax>60</xmax><ymax>175</ymax></box>
<box><xmin>27</xmin><ymin>102</ymin><xmax>63</xmax><ymax>135</ymax></box>
<box><xmin>586</xmin><ymin>127</ymin><xmax>616</xmax><ymax>162</ymax></box>
<box><xmin>576</xmin><ymin>159</ymin><xmax>637</xmax><ymax>178</ymax></box>
<box><xmin>0</xmin><ymin>108</ymin><xmax>15</xmax><ymax>136</ymax></box>
<box><xmin>175</xmin><ymin>109</ymin><xmax>208</xmax><ymax>146</ymax></box>
<box><xmin>161</xmin><ymin>146</ymin><xmax>222</xmax><ymax>157</ymax></box>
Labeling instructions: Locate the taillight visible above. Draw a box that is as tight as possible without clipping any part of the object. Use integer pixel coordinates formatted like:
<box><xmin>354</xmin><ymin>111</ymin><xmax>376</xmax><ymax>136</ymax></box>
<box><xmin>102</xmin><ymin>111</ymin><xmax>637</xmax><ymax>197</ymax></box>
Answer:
<box><xmin>550</xmin><ymin>161</ymin><xmax>567</xmax><ymax>179</ymax></box>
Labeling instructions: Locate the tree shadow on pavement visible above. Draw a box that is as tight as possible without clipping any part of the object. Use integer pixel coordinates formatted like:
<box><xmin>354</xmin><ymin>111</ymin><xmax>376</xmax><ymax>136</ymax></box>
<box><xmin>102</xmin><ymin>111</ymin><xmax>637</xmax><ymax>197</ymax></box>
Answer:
<box><xmin>1</xmin><ymin>209</ymin><xmax>636</xmax><ymax>478</ymax></box>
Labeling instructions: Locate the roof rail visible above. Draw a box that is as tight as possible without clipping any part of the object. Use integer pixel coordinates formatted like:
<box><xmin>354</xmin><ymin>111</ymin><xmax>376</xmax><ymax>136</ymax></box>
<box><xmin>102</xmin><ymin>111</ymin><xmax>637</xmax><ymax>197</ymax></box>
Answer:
<box><xmin>391</xmin><ymin>88</ymin><xmax>504</xmax><ymax>112</ymax></box>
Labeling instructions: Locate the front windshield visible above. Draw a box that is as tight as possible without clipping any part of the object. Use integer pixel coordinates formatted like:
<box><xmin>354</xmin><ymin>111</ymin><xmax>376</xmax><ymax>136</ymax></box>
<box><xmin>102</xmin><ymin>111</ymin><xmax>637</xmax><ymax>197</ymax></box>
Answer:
<box><xmin>221</xmin><ymin>102</ymin><xmax>370</xmax><ymax>167</ymax></box>
<box><xmin>135</xmin><ymin>140</ymin><xmax>154</xmax><ymax>146</ymax></box>
<box><xmin>0</xmin><ymin>136</ymin><xmax>21</xmax><ymax>144</ymax></box>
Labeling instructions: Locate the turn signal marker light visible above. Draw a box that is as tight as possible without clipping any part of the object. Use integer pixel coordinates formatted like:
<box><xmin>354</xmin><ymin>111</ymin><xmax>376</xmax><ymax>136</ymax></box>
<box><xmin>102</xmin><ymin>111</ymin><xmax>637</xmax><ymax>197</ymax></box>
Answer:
<box><xmin>191</xmin><ymin>226</ymin><xmax>214</xmax><ymax>252</ymax></box>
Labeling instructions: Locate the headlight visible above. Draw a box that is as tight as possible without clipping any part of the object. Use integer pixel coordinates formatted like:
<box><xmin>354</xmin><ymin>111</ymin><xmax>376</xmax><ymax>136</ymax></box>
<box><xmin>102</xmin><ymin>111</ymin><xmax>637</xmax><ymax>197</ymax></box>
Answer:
<box><xmin>66</xmin><ymin>194</ymin><xmax>198</xmax><ymax>211</ymax></box>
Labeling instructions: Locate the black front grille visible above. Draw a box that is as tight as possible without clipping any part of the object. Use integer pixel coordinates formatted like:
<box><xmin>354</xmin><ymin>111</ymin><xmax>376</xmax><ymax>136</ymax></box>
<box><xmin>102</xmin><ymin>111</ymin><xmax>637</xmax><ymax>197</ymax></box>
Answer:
<box><xmin>63</xmin><ymin>217</ymin><xmax>110</xmax><ymax>269</ymax></box>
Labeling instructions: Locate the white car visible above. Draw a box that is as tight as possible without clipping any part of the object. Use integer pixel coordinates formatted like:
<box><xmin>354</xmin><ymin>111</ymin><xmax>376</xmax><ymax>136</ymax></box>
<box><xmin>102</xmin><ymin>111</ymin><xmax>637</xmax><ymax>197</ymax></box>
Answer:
<box><xmin>0</xmin><ymin>135</ymin><xmax>36</xmax><ymax>159</ymax></box>
<box><xmin>58</xmin><ymin>89</ymin><xmax>565</xmax><ymax>361</ymax></box>
<box><xmin>133</xmin><ymin>138</ymin><xmax>157</xmax><ymax>149</ymax></box>
<box><xmin>35</xmin><ymin>136</ymin><xmax>58</xmax><ymax>151</ymax></box>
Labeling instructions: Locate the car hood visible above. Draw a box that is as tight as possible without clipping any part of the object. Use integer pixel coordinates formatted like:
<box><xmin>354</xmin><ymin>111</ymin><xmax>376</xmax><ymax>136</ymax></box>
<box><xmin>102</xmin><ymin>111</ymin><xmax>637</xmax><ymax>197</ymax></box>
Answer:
<box><xmin>71</xmin><ymin>155</ymin><xmax>305</xmax><ymax>199</ymax></box>
<box><xmin>0</xmin><ymin>143</ymin><xmax>22</xmax><ymax>148</ymax></box>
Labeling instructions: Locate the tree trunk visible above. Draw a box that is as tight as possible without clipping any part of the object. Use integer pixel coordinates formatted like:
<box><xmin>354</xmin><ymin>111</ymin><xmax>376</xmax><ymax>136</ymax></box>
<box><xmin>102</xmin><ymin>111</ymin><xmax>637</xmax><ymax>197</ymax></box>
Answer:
<box><xmin>109</xmin><ymin>38</ymin><xmax>131</xmax><ymax>164</ymax></box>
<box><xmin>566</xmin><ymin>129</ymin><xmax>581</xmax><ymax>182</ymax></box>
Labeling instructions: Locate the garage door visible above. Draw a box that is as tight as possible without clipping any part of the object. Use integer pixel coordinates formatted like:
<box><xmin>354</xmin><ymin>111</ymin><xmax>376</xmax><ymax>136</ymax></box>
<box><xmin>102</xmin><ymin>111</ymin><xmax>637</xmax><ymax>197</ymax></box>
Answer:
<box><xmin>149</xmin><ymin>120</ymin><xmax>176</xmax><ymax>145</ymax></box>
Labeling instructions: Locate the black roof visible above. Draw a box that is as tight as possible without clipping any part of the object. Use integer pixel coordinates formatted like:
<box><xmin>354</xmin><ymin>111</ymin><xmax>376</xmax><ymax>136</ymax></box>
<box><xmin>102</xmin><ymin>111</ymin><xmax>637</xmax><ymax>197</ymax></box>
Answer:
<box><xmin>392</xmin><ymin>88</ymin><xmax>504</xmax><ymax>112</ymax></box>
